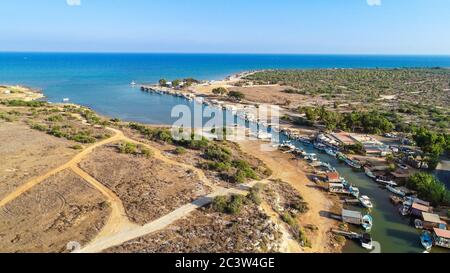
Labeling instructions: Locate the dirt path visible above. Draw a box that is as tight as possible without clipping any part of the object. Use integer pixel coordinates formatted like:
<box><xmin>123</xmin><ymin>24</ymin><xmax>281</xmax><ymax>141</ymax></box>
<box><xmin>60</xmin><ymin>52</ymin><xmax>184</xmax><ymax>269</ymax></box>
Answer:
<box><xmin>237</xmin><ymin>140</ymin><xmax>336</xmax><ymax>253</ymax></box>
<box><xmin>76</xmin><ymin>186</ymin><xmax>249</xmax><ymax>253</ymax></box>
<box><xmin>71</xmin><ymin>166</ymin><xmax>138</xmax><ymax>238</ymax></box>
<box><xmin>0</xmin><ymin>128</ymin><xmax>123</xmax><ymax>209</ymax></box>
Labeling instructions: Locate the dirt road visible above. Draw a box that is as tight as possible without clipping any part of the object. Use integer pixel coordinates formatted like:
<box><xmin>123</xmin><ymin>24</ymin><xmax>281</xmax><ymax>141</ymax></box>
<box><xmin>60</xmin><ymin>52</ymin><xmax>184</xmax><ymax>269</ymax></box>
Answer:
<box><xmin>237</xmin><ymin>140</ymin><xmax>336</xmax><ymax>253</ymax></box>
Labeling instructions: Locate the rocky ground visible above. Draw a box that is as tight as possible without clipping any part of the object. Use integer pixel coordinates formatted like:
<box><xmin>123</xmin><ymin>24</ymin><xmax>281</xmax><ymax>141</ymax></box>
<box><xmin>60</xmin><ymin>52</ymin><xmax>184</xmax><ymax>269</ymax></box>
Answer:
<box><xmin>0</xmin><ymin>169</ymin><xmax>110</xmax><ymax>253</ymax></box>
<box><xmin>79</xmin><ymin>143</ymin><xmax>212</xmax><ymax>225</ymax></box>
<box><xmin>104</xmin><ymin>203</ymin><xmax>283</xmax><ymax>253</ymax></box>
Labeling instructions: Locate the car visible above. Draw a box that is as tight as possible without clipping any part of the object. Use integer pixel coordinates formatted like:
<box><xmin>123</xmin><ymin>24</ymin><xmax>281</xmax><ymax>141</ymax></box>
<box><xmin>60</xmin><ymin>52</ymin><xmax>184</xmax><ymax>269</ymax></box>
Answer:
<box><xmin>397</xmin><ymin>164</ymin><xmax>409</xmax><ymax>170</ymax></box>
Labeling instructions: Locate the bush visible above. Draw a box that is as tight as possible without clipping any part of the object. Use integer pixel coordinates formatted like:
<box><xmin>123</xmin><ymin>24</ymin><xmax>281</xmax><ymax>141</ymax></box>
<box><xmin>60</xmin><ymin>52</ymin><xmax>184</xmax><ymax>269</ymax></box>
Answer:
<box><xmin>140</xmin><ymin>147</ymin><xmax>153</xmax><ymax>158</ymax></box>
<box><xmin>212</xmin><ymin>87</ymin><xmax>228</xmax><ymax>95</ymax></box>
<box><xmin>118</xmin><ymin>142</ymin><xmax>138</xmax><ymax>155</ymax></box>
<box><xmin>70</xmin><ymin>145</ymin><xmax>83</xmax><ymax>150</ymax></box>
<box><xmin>31</xmin><ymin>123</ymin><xmax>48</xmax><ymax>132</ymax></box>
<box><xmin>212</xmin><ymin>195</ymin><xmax>245</xmax><ymax>215</ymax></box>
<box><xmin>204</xmin><ymin>145</ymin><xmax>231</xmax><ymax>162</ymax></box>
<box><xmin>247</xmin><ymin>184</ymin><xmax>265</xmax><ymax>205</ymax></box>
<box><xmin>47</xmin><ymin>115</ymin><xmax>64</xmax><ymax>122</ymax></box>
<box><xmin>228</xmin><ymin>91</ymin><xmax>245</xmax><ymax>101</ymax></box>
<box><xmin>2</xmin><ymin>99</ymin><xmax>47</xmax><ymax>107</ymax></box>
<box><xmin>174</xmin><ymin>147</ymin><xmax>187</xmax><ymax>155</ymax></box>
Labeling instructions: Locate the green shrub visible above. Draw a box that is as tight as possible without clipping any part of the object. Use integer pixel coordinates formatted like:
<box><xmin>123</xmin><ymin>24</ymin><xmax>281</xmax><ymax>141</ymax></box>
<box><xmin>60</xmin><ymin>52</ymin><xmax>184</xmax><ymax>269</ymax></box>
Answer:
<box><xmin>212</xmin><ymin>194</ymin><xmax>245</xmax><ymax>215</ymax></box>
<box><xmin>174</xmin><ymin>147</ymin><xmax>187</xmax><ymax>155</ymax></box>
<box><xmin>30</xmin><ymin>123</ymin><xmax>48</xmax><ymax>132</ymax></box>
<box><xmin>47</xmin><ymin>115</ymin><xmax>64</xmax><ymax>122</ymax></box>
<box><xmin>118</xmin><ymin>142</ymin><xmax>138</xmax><ymax>154</ymax></box>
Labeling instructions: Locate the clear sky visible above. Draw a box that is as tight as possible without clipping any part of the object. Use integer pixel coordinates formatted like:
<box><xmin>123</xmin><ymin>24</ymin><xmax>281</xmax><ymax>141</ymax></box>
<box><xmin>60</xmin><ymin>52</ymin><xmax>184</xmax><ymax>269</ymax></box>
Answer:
<box><xmin>0</xmin><ymin>0</ymin><xmax>449</xmax><ymax>54</ymax></box>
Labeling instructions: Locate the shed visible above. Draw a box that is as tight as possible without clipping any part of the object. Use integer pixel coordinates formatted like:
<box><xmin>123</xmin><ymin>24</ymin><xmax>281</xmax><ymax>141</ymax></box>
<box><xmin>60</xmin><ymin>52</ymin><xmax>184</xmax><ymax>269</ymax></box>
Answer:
<box><xmin>422</xmin><ymin>212</ymin><xmax>447</xmax><ymax>230</ymax></box>
<box><xmin>326</xmin><ymin>172</ymin><xmax>340</xmax><ymax>183</ymax></box>
<box><xmin>342</xmin><ymin>209</ymin><xmax>362</xmax><ymax>225</ymax></box>
<box><xmin>433</xmin><ymin>228</ymin><xmax>450</xmax><ymax>249</ymax></box>
<box><xmin>410</xmin><ymin>202</ymin><xmax>432</xmax><ymax>217</ymax></box>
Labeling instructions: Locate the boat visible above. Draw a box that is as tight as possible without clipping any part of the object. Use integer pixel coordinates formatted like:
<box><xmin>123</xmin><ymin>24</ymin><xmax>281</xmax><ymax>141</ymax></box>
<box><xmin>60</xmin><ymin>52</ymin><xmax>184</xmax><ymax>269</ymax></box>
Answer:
<box><xmin>314</xmin><ymin>142</ymin><xmax>327</xmax><ymax>151</ymax></box>
<box><xmin>399</xmin><ymin>205</ymin><xmax>410</xmax><ymax>216</ymax></box>
<box><xmin>364</xmin><ymin>167</ymin><xmax>376</xmax><ymax>179</ymax></box>
<box><xmin>62</xmin><ymin>98</ymin><xmax>70</xmax><ymax>102</ymax></box>
<box><xmin>360</xmin><ymin>233</ymin><xmax>373</xmax><ymax>250</ymax></box>
<box><xmin>376</xmin><ymin>177</ymin><xmax>398</xmax><ymax>187</ymax></box>
<box><xmin>386</xmin><ymin>185</ymin><xmax>406</xmax><ymax>197</ymax></box>
<box><xmin>337</xmin><ymin>152</ymin><xmax>347</xmax><ymax>162</ymax></box>
<box><xmin>325</xmin><ymin>148</ymin><xmax>337</xmax><ymax>157</ymax></box>
<box><xmin>297</xmin><ymin>137</ymin><xmax>311</xmax><ymax>145</ymax></box>
<box><xmin>345</xmin><ymin>159</ymin><xmax>362</xmax><ymax>169</ymax></box>
<box><xmin>130</xmin><ymin>81</ymin><xmax>137</xmax><ymax>86</ymax></box>
<box><xmin>362</xmin><ymin>215</ymin><xmax>373</xmax><ymax>231</ymax></box>
<box><xmin>420</xmin><ymin>231</ymin><xmax>433</xmax><ymax>251</ymax></box>
<box><xmin>415</xmin><ymin>219</ymin><xmax>424</xmax><ymax>229</ymax></box>
<box><xmin>359</xmin><ymin>195</ymin><xmax>374</xmax><ymax>209</ymax></box>
<box><xmin>350</xmin><ymin>186</ymin><xmax>360</xmax><ymax>198</ymax></box>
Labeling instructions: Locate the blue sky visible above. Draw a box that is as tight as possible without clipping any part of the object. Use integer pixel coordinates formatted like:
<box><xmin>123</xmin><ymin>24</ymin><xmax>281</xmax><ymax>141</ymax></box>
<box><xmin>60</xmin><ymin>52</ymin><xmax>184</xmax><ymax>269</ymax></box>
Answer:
<box><xmin>0</xmin><ymin>0</ymin><xmax>449</xmax><ymax>54</ymax></box>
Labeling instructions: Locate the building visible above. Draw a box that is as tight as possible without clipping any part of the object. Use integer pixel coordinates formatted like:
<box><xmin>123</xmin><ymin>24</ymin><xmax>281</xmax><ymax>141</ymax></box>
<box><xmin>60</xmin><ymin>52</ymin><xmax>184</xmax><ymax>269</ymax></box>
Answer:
<box><xmin>421</xmin><ymin>212</ymin><xmax>447</xmax><ymax>230</ymax></box>
<box><xmin>410</xmin><ymin>202</ymin><xmax>432</xmax><ymax>217</ymax></box>
<box><xmin>342</xmin><ymin>209</ymin><xmax>362</xmax><ymax>225</ymax></box>
<box><xmin>331</xmin><ymin>132</ymin><xmax>357</xmax><ymax>146</ymax></box>
<box><xmin>433</xmin><ymin>228</ymin><xmax>450</xmax><ymax>249</ymax></box>
<box><xmin>326</xmin><ymin>172</ymin><xmax>340</xmax><ymax>183</ymax></box>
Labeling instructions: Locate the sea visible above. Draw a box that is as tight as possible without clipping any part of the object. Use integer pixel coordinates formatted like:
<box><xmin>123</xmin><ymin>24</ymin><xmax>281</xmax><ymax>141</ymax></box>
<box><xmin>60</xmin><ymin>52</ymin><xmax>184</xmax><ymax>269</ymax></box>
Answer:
<box><xmin>1</xmin><ymin>52</ymin><xmax>449</xmax><ymax>253</ymax></box>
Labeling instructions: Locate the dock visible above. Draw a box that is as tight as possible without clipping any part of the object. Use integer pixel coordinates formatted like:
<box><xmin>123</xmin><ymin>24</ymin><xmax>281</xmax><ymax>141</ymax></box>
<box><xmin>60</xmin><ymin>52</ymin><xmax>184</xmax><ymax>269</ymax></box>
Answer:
<box><xmin>331</xmin><ymin>229</ymin><xmax>362</xmax><ymax>240</ymax></box>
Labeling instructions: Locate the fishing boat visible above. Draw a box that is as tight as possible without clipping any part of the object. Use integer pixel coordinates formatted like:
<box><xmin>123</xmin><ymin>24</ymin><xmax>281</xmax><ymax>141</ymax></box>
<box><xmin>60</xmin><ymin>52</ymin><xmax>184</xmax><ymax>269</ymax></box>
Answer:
<box><xmin>420</xmin><ymin>231</ymin><xmax>433</xmax><ymax>251</ymax></box>
<box><xmin>325</xmin><ymin>148</ymin><xmax>337</xmax><ymax>157</ymax></box>
<box><xmin>376</xmin><ymin>176</ymin><xmax>398</xmax><ymax>187</ymax></box>
<box><xmin>386</xmin><ymin>185</ymin><xmax>406</xmax><ymax>197</ymax></box>
<box><xmin>297</xmin><ymin>137</ymin><xmax>311</xmax><ymax>145</ymax></box>
<box><xmin>364</xmin><ymin>167</ymin><xmax>376</xmax><ymax>179</ymax></box>
<box><xmin>415</xmin><ymin>219</ymin><xmax>424</xmax><ymax>229</ymax></box>
<box><xmin>399</xmin><ymin>205</ymin><xmax>411</xmax><ymax>216</ymax></box>
<box><xmin>336</xmin><ymin>152</ymin><xmax>347</xmax><ymax>162</ymax></box>
<box><xmin>362</xmin><ymin>215</ymin><xmax>373</xmax><ymax>231</ymax></box>
<box><xmin>314</xmin><ymin>142</ymin><xmax>327</xmax><ymax>151</ymax></box>
<box><xmin>345</xmin><ymin>158</ymin><xmax>362</xmax><ymax>169</ymax></box>
<box><xmin>361</xmin><ymin>233</ymin><xmax>374</xmax><ymax>250</ymax></box>
<box><xmin>359</xmin><ymin>195</ymin><xmax>374</xmax><ymax>209</ymax></box>
<box><xmin>350</xmin><ymin>186</ymin><xmax>360</xmax><ymax>198</ymax></box>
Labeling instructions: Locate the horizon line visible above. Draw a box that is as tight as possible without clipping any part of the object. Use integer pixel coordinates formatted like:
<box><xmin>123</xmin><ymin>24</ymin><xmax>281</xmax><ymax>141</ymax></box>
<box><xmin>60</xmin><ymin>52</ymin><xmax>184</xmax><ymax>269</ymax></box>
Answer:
<box><xmin>1</xmin><ymin>50</ymin><xmax>450</xmax><ymax>57</ymax></box>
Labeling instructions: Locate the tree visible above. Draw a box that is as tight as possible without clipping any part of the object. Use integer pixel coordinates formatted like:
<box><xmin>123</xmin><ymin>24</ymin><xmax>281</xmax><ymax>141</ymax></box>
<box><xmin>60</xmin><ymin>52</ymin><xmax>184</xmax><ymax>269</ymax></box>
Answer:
<box><xmin>228</xmin><ymin>91</ymin><xmax>245</xmax><ymax>101</ymax></box>
<box><xmin>407</xmin><ymin>173</ymin><xmax>450</xmax><ymax>206</ymax></box>
<box><xmin>212</xmin><ymin>87</ymin><xmax>228</xmax><ymax>96</ymax></box>
<box><xmin>158</xmin><ymin>79</ymin><xmax>167</xmax><ymax>86</ymax></box>
<box><xmin>172</xmin><ymin>79</ymin><xmax>181</xmax><ymax>87</ymax></box>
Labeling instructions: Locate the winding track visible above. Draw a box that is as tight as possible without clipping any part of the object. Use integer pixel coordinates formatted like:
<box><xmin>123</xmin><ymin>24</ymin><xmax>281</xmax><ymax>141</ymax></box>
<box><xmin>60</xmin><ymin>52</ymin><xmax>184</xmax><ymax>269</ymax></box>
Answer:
<box><xmin>0</xmin><ymin>127</ymin><xmax>254</xmax><ymax>253</ymax></box>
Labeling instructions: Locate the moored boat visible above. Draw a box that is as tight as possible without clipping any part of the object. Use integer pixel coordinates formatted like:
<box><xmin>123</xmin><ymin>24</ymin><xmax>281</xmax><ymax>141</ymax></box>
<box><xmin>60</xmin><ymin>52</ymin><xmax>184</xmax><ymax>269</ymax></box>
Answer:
<box><xmin>386</xmin><ymin>185</ymin><xmax>406</xmax><ymax>197</ymax></box>
<box><xmin>359</xmin><ymin>195</ymin><xmax>374</xmax><ymax>209</ymax></box>
<box><xmin>325</xmin><ymin>148</ymin><xmax>337</xmax><ymax>157</ymax></box>
<box><xmin>362</xmin><ymin>214</ymin><xmax>373</xmax><ymax>231</ymax></box>
<box><xmin>376</xmin><ymin>176</ymin><xmax>397</xmax><ymax>187</ymax></box>
<box><xmin>364</xmin><ymin>167</ymin><xmax>376</xmax><ymax>179</ymax></box>
<box><xmin>361</xmin><ymin>233</ymin><xmax>373</xmax><ymax>250</ymax></box>
<box><xmin>420</xmin><ymin>231</ymin><xmax>433</xmax><ymax>251</ymax></box>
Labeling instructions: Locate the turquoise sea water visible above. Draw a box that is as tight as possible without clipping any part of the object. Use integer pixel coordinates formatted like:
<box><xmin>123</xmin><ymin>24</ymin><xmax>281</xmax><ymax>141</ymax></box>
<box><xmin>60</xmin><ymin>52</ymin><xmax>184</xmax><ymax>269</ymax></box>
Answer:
<box><xmin>1</xmin><ymin>53</ymin><xmax>450</xmax><ymax>124</ymax></box>
<box><xmin>1</xmin><ymin>52</ymin><xmax>449</xmax><ymax>253</ymax></box>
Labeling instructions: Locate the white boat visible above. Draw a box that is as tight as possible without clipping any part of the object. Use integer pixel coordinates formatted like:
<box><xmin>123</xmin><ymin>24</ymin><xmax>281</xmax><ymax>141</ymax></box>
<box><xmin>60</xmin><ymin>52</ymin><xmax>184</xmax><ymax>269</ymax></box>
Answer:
<box><xmin>364</xmin><ymin>167</ymin><xmax>376</xmax><ymax>179</ymax></box>
<box><xmin>387</xmin><ymin>185</ymin><xmax>406</xmax><ymax>197</ymax></box>
<box><xmin>376</xmin><ymin>177</ymin><xmax>397</xmax><ymax>187</ymax></box>
<box><xmin>399</xmin><ymin>205</ymin><xmax>410</xmax><ymax>216</ymax></box>
<box><xmin>130</xmin><ymin>81</ymin><xmax>137</xmax><ymax>86</ymax></box>
<box><xmin>345</xmin><ymin>159</ymin><xmax>362</xmax><ymax>169</ymax></box>
<box><xmin>350</xmin><ymin>186</ymin><xmax>360</xmax><ymax>198</ymax></box>
<box><xmin>359</xmin><ymin>195</ymin><xmax>374</xmax><ymax>209</ymax></box>
<box><xmin>362</xmin><ymin>215</ymin><xmax>373</xmax><ymax>231</ymax></box>
<box><xmin>325</xmin><ymin>148</ymin><xmax>337</xmax><ymax>157</ymax></box>
<box><xmin>361</xmin><ymin>233</ymin><xmax>373</xmax><ymax>250</ymax></box>
<box><xmin>415</xmin><ymin>219</ymin><xmax>424</xmax><ymax>229</ymax></box>
<box><xmin>62</xmin><ymin>98</ymin><xmax>70</xmax><ymax>102</ymax></box>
